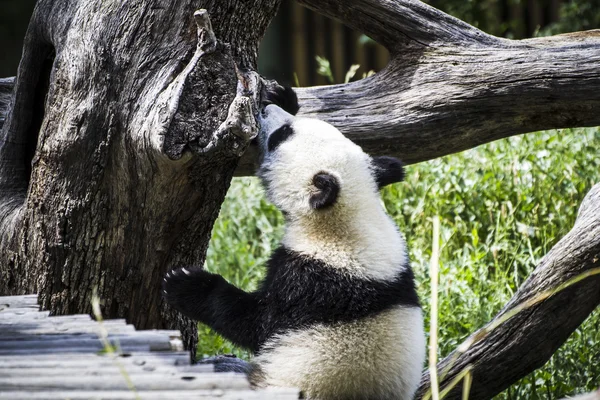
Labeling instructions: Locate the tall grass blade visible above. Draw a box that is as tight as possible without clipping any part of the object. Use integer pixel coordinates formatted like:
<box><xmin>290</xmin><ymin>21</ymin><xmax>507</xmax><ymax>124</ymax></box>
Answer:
<box><xmin>429</xmin><ymin>216</ymin><xmax>441</xmax><ymax>400</ymax></box>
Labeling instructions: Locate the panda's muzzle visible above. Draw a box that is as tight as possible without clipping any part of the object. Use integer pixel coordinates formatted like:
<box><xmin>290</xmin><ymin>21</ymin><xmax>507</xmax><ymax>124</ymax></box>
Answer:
<box><xmin>257</xmin><ymin>105</ymin><xmax>295</xmax><ymax>158</ymax></box>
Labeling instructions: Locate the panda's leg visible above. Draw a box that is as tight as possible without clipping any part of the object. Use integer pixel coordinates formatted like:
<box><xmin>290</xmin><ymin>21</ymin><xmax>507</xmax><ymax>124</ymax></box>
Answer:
<box><xmin>163</xmin><ymin>267</ymin><xmax>264</xmax><ymax>352</ymax></box>
<box><xmin>197</xmin><ymin>354</ymin><xmax>253</xmax><ymax>374</ymax></box>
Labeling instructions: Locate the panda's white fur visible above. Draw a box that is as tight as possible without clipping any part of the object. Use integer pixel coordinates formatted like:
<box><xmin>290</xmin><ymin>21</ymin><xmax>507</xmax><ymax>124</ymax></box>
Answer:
<box><xmin>253</xmin><ymin>105</ymin><xmax>425</xmax><ymax>399</ymax></box>
<box><xmin>254</xmin><ymin>307</ymin><xmax>425</xmax><ymax>400</ymax></box>
<box><xmin>164</xmin><ymin>93</ymin><xmax>425</xmax><ymax>400</ymax></box>
<box><xmin>259</xmin><ymin>109</ymin><xmax>409</xmax><ymax>281</ymax></box>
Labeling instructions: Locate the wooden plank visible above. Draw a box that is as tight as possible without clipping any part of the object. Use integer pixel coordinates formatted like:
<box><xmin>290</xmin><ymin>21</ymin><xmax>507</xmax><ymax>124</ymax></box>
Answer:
<box><xmin>0</xmin><ymin>310</ymin><xmax>50</xmax><ymax>319</ymax></box>
<box><xmin>0</xmin><ymin>306</ymin><xmax>40</xmax><ymax>313</ymax></box>
<box><xmin>0</xmin><ymin>330</ymin><xmax>178</xmax><ymax>342</ymax></box>
<box><xmin>0</xmin><ymin>313</ymin><xmax>91</xmax><ymax>321</ymax></box>
<box><xmin>0</xmin><ymin>295</ymin><xmax>292</xmax><ymax>398</ymax></box>
<box><xmin>0</xmin><ymin>322</ymin><xmax>137</xmax><ymax>336</ymax></box>
<box><xmin>0</xmin><ymin>345</ymin><xmax>151</xmax><ymax>355</ymax></box>
<box><xmin>0</xmin><ymin>294</ymin><xmax>38</xmax><ymax>305</ymax></box>
<box><xmin>0</xmin><ymin>388</ymin><xmax>300</xmax><ymax>399</ymax></box>
<box><xmin>0</xmin><ymin>364</ymin><xmax>214</xmax><ymax>377</ymax></box>
<box><xmin>0</xmin><ymin>318</ymin><xmax>128</xmax><ymax>329</ymax></box>
<box><xmin>0</xmin><ymin>372</ymin><xmax>251</xmax><ymax>390</ymax></box>
<box><xmin>0</xmin><ymin>334</ymin><xmax>173</xmax><ymax>351</ymax></box>
<box><xmin>0</xmin><ymin>351</ymin><xmax>191</xmax><ymax>365</ymax></box>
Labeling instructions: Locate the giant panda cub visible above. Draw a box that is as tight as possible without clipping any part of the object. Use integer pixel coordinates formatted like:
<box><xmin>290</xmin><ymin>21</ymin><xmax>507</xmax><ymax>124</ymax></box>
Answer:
<box><xmin>163</xmin><ymin>86</ymin><xmax>425</xmax><ymax>400</ymax></box>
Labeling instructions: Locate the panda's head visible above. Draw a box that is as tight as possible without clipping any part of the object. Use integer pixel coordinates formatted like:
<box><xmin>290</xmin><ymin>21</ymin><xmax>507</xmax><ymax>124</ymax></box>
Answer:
<box><xmin>257</xmin><ymin>87</ymin><xmax>405</xmax><ymax>221</ymax></box>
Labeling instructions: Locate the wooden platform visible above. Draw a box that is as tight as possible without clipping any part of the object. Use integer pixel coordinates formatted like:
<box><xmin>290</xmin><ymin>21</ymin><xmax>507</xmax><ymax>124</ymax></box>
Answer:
<box><xmin>0</xmin><ymin>294</ymin><xmax>298</xmax><ymax>399</ymax></box>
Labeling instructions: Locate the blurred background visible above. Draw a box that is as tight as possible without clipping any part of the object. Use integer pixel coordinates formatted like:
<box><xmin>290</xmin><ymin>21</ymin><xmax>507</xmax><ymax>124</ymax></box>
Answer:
<box><xmin>1</xmin><ymin>1</ymin><xmax>599</xmax><ymax>399</ymax></box>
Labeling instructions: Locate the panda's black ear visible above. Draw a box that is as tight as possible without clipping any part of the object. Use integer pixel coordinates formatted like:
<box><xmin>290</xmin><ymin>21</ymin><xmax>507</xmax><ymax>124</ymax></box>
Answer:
<box><xmin>372</xmin><ymin>156</ymin><xmax>405</xmax><ymax>189</ymax></box>
<box><xmin>310</xmin><ymin>172</ymin><xmax>340</xmax><ymax>210</ymax></box>
<box><xmin>262</xmin><ymin>84</ymin><xmax>300</xmax><ymax>115</ymax></box>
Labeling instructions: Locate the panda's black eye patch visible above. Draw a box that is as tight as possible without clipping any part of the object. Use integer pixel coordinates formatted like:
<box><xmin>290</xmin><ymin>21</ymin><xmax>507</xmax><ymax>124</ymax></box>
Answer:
<box><xmin>267</xmin><ymin>125</ymin><xmax>294</xmax><ymax>152</ymax></box>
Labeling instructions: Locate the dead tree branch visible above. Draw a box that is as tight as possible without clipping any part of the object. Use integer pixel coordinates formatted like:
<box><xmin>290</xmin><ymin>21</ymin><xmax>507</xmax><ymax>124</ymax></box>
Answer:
<box><xmin>244</xmin><ymin>0</ymin><xmax>600</xmax><ymax>174</ymax></box>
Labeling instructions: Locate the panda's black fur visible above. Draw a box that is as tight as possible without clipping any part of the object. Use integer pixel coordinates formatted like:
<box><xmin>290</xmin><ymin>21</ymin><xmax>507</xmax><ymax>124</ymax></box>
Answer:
<box><xmin>163</xmin><ymin>247</ymin><xmax>419</xmax><ymax>353</ymax></box>
<box><xmin>163</xmin><ymin>85</ymin><xmax>424</xmax><ymax>400</ymax></box>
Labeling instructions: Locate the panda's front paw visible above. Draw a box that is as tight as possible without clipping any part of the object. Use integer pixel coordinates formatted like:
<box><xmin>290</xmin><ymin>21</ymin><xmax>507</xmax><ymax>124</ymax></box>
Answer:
<box><xmin>162</xmin><ymin>267</ymin><xmax>223</xmax><ymax>321</ymax></box>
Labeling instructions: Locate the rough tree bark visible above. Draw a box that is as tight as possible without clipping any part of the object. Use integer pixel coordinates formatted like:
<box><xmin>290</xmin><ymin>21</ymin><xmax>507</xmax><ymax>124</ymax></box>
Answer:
<box><xmin>0</xmin><ymin>0</ymin><xmax>281</xmax><ymax>353</ymax></box>
<box><xmin>0</xmin><ymin>0</ymin><xmax>598</xmax><ymax>396</ymax></box>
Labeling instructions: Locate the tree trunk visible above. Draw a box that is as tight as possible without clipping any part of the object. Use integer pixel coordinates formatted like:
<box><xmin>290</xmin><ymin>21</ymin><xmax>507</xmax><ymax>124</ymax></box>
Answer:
<box><xmin>0</xmin><ymin>0</ymin><xmax>280</xmax><ymax>354</ymax></box>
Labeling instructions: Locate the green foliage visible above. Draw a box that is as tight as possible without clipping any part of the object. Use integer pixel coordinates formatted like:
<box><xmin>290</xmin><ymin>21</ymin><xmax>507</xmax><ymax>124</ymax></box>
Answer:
<box><xmin>540</xmin><ymin>0</ymin><xmax>600</xmax><ymax>35</ymax></box>
<box><xmin>315</xmin><ymin>55</ymin><xmax>335</xmax><ymax>84</ymax></box>
<box><xmin>424</xmin><ymin>0</ymin><xmax>600</xmax><ymax>38</ymax></box>
<box><xmin>201</xmin><ymin>127</ymin><xmax>600</xmax><ymax>398</ymax></box>
<box><xmin>198</xmin><ymin>179</ymin><xmax>283</xmax><ymax>359</ymax></box>
<box><xmin>424</xmin><ymin>0</ymin><xmax>507</xmax><ymax>36</ymax></box>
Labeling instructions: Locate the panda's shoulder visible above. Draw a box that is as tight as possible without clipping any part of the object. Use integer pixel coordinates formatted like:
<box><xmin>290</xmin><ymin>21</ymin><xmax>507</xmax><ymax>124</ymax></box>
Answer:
<box><xmin>263</xmin><ymin>246</ymin><xmax>321</xmax><ymax>281</ymax></box>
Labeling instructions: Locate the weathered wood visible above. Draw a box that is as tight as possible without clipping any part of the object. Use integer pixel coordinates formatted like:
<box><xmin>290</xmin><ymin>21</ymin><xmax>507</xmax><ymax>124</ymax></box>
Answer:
<box><xmin>0</xmin><ymin>351</ymin><xmax>191</xmax><ymax>366</ymax></box>
<box><xmin>245</xmin><ymin>0</ymin><xmax>600</xmax><ymax>172</ymax></box>
<box><xmin>0</xmin><ymin>294</ymin><xmax>38</xmax><ymax>304</ymax></box>
<box><xmin>0</xmin><ymin>78</ymin><xmax>13</xmax><ymax>129</ymax></box>
<box><xmin>0</xmin><ymin>311</ymin><xmax>51</xmax><ymax>319</ymax></box>
<box><xmin>0</xmin><ymin>323</ymin><xmax>137</xmax><ymax>336</ymax></box>
<box><xmin>0</xmin><ymin>306</ymin><xmax>40</xmax><ymax>313</ymax></box>
<box><xmin>0</xmin><ymin>318</ymin><xmax>135</xmax><ymax>335</ymax></box>
<box><xmin>416</xmin><ymin>183</ymin><xmax>600</xmax><ymax>400</ymax></box>
<box><xmin>0</xmin><ymin>332</ymin><xmax>177</xmax><ymax>350</ymax></box>
<box><xmin>0</xmin><ymin>372</ymin><xmax>250</xmax><ymax>390</ymax></box>
<box><xmin>0</xmin><ymin>346</ymin><xmax>151</xmax><ymax>356</ymax></box>
<box><xmin>0</xmin><ymin>295</ymin><xmax>299</xmax><ymax>398</ymax></box>
<box><xmin>0</xmin><ymin>312</ymin><xmax>89</xmax><ymax>321</ymax></box>
<box><xmin>0</xmin><ymin>365</ymin><xmax>214</xmax><ymax>377</ymax></box>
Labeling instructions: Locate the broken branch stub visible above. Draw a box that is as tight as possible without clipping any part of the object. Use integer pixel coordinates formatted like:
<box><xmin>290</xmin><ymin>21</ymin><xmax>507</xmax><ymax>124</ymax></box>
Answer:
<box><xmin>147</xmin><ymin>9</ymin><xmax>260</xmax><ymax>161</ymax></box>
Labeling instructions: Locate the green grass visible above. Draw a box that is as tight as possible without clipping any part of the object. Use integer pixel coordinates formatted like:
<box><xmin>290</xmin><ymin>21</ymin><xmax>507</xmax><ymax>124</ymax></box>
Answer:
<box><xmin>200</xmin><ymin>127</ymin><xmax>600</xmax><ymax>398</ymax></box>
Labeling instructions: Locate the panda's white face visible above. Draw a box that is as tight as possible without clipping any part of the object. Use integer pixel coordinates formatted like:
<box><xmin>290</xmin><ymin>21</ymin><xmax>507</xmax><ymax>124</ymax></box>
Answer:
<box><xmin>258</xmin><ymin>105</ymin><xmax>408</xmax><ymax>280</ymax></box>
<box><xmin>258</xmin><ymin>105</ymin><xmax>379</xmax><ymax>219</ymax></box>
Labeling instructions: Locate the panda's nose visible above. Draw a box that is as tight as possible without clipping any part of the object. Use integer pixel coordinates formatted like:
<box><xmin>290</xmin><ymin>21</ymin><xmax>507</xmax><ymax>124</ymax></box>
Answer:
<box><xmin>260</xmin><ymin>104</ymin><xmax>281</xmax><ymax>120</ymax></box>
<box><xmin>259</xmin><ymin>105</ymin><xmax>292</xmax><ymax>137</ymax></box>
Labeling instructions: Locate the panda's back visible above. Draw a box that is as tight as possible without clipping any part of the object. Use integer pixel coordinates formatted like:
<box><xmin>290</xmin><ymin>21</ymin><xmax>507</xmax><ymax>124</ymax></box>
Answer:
<box><xmin>252</xmin><ymin>305</ymin><xmax>425</xmax><ymax>400</ymax></box>
<box><xmin>250</xmin><ymin>247</ymin><xmax>425</xmax><ymax>399</ymax></box>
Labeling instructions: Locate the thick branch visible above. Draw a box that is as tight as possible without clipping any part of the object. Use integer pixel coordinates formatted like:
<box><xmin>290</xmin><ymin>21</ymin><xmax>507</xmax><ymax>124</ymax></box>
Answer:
<box><xmin>417</xmin><ymin>183</ymin><xmax>600</xmax><ymax>400</ymax></box>
<box><xmin>212</xmin><ymin>0</ymin><xmax>600</xmax><ymax>176</ymax></box>
<box><xmin>295</xmin><ymin>31</ymin><xmax>600</xmax><ymax>167</ymax></box>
